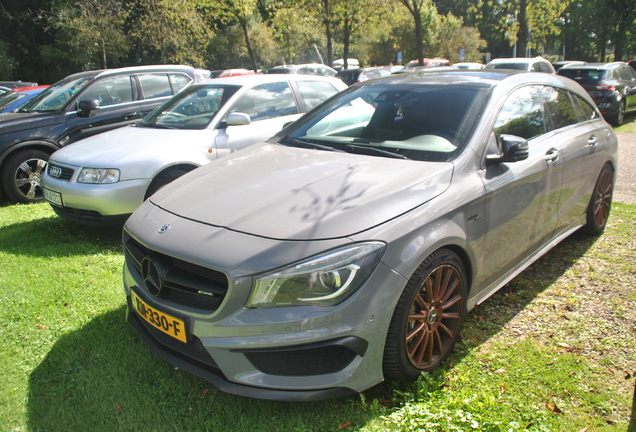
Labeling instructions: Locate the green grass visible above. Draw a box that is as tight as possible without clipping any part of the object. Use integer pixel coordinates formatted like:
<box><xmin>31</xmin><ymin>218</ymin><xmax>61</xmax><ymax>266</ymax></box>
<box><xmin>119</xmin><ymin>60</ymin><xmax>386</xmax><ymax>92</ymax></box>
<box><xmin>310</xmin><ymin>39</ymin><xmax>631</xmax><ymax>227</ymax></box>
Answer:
<box><xmin>0</xmin><ymin>202</ymin><xmax>634</xmax><ymax>431</ymax></box>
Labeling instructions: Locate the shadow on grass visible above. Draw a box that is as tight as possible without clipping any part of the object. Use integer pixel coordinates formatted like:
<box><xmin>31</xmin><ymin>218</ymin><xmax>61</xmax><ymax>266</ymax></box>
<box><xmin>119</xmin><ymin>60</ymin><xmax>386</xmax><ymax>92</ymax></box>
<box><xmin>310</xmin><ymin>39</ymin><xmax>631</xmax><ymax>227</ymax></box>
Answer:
<box><xmin>24</xmin><ymin>230</ymin><xmax>602</xmax><ymax>431</ymax></box>
<box><xmin>0</xmin><ymin>213</ymin><xmax>122</xmax><ymax>257</ymax></box>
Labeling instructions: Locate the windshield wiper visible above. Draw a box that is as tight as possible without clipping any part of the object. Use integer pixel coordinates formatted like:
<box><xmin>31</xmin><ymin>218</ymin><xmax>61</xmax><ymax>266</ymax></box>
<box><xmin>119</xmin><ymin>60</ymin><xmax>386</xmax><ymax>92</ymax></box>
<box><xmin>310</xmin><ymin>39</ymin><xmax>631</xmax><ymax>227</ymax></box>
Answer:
<box><xmin>281</xmin><ymin>138</ymin><xmax>342</xmax><ymax>152</ymax></box>
<box><xmin>345</xmin><ymin>144</ymin><xmax>410</xmax><ymax>160</ymax></box>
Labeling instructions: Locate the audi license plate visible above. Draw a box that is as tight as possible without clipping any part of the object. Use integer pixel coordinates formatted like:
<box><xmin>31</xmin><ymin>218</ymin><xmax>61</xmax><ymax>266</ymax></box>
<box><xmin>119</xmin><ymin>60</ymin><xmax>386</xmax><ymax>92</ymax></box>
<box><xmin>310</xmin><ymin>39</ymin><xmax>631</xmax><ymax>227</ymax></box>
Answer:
<box><xmin>130</xmin><ymin>290</ymin><xmax>187</xmax><ymax>343</ymax></box>
<box><xmin>42</xmin><ymin>187</ymin><xmax>63</xmax><ymax>206</ymax></box>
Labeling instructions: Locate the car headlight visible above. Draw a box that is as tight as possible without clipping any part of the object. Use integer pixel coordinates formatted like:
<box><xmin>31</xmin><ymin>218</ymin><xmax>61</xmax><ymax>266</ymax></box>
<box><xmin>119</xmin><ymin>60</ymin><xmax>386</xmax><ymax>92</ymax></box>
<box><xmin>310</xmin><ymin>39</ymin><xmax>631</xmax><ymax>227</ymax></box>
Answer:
<box><xmin>77</xmin><ymin>168</ymin><xmax>120</xmax><ymax>184</ymax></box>
<box><xmin>246</xmin><ymin>242</ymin><xmax>385</xmax><ymax>308</ymax></box>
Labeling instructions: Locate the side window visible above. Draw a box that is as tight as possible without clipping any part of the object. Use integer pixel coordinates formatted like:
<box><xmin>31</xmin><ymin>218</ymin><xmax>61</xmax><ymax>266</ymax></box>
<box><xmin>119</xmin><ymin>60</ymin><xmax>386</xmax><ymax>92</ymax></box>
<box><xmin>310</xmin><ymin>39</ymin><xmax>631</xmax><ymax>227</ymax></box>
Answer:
<box><xmin>541</xmin><ymin>86</ymin><xmax>578</xmax><ymax>130</ymax></box>
<box><xmin>296</xmin><ymin>80</ymin><xmax>339</xmax><ymax>110</ymax></box>
<box><xmin>80</xmin><ymin>76</ymin><xmax>133</xmax><ymax>107</ymax></box>
<box><xmin>494</xmin><ymin>86</ymin><xmax>545</xmax><ymax>140</ymax></box>
<box><xmin>170</xmin><ymin>74</ymin><xmax>192</xmax><ymax>93</ymax></box>
<box><xmin>139</xmin><ymin>73</ymin><xmax>172</xmax><ymax>99</ymax></box>
<box><xmin>572</xmin><ymin>94</ymin><xmax>599</xmax><ymax>121</ymax></box>
<box><xmin>230</xmin><ymin>81</ymin><xmax>298</xmax><ymax>121</ymax></box>
<box><xmin>531</xmin><ymin>62</ymin><xmax>542</xmax><ymax>72</ymax></box>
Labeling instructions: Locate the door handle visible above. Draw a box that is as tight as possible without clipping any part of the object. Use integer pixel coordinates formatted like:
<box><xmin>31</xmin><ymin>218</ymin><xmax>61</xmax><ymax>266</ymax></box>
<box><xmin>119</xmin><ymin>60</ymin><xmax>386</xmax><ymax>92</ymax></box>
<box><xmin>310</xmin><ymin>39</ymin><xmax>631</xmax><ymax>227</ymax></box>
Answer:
<box><xmin>587</xmin><ymin>135</ymin><xmax>597</xmax><ymax>146</ymax></box>
<box><xmin>544</xmin><ymin>148</ymin><xmax>559</xmax><ymax>164</ymax></box>
<box><xmin>122</xmin><ymin>112</ymin><xmax>138</xmax><ymax>120</ymax></box>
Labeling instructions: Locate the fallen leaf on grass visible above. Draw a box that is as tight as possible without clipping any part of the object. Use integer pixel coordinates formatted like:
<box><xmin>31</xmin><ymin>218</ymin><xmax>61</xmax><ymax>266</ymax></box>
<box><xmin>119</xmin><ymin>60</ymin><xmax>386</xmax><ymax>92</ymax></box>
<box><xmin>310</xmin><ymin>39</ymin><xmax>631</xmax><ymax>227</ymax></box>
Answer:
<box><xmin>116</xmin><ymin>403</ymin><xmax>122</xmax><ymax>413</ymax></box>
<box><xmin>470</xmin><ymin>337</ymin><xmax>478</xmax><ymax>343</ymax></box>
<box><xmin>36</xmin><ymin>324</ymin><xmax>47</xmax><ymax>329</ymax></box>
<box><xmin>556</xmin><ymin>342</ymin><xmax>571</xmax><ymax>349</ymax></box>
<box><xmin>568</xmin><ymin>372</ymin><xmax>576</xmax><ymax>376</ymax></box>
<box><xmin>546</xmin><ymin>361</ymin><xmax>555</xmax><ymax>365</ymax></box>
<box><xmin>578</xmin><ymin>428</ymin><xmax>588</xmax><ymax>432</ymax></box>
<box><xmin>62</xmin><ymin>392</ymin><xmax>72</xmax><ymax>401</ymax></box>
<box><xmin>605</xmin><ymin>419</ymin><xmax>618</xmax><ymax>425</ymax></box>
<box><xmin>494</xmin><ymin>369</ymin><xmax>506</xmax><ymax>374</ymax></box>
<box><xmin>339</xmin><ymin>420</ymin><xmax>352</xmax><ymax>429</ymax></box>
<box><xmin>200</xmin><ymin>389</ymin><xmax>209</xmax><ymax>399</ymax></box>
<box><xmin>546</xmin><ymin>403</ymin><xmax>563</xmax><ymax>414</ymax></box>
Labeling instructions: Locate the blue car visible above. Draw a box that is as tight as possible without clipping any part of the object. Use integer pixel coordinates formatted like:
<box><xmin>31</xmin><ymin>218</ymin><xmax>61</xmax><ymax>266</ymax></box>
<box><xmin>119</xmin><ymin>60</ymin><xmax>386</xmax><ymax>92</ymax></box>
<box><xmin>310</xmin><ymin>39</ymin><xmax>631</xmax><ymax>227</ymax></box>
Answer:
<box><xmin>0</xmin><ymin>86</ymin><xmax>48</xmax><ymax>113</ymax></box>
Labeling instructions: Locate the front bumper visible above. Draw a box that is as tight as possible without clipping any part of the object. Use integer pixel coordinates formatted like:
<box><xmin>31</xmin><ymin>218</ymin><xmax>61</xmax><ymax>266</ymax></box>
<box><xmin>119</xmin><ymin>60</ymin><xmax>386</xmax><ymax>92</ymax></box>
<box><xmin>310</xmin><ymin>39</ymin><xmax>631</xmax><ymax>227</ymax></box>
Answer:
<box><xmin>41</xmin><ymin>165</ymin><xmax>149</xmax><ymax>224</ymax></box>
<box><xmin>121</xmin><ymin>207</ymin><xmax>407</xmax><ymax>400</ymax></box>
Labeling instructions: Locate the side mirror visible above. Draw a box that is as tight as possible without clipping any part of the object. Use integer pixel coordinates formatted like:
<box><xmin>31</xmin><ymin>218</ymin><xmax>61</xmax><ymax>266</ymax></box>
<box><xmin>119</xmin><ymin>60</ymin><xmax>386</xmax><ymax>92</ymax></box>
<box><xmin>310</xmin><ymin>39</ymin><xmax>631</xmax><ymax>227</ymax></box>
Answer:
<box><xmin>487</xmin><ymin>134</ymin><xmax>529</xmax><ymax>163</ymax></box>
<box><xmin>226</xmin><ymin>112</ymin><xmax>251</xmax><ymax>126</ymax></box>
<box><xmin>78</xmin><ymin>99</ymin><xmax>100</xmax><ymax>117</ymax></box>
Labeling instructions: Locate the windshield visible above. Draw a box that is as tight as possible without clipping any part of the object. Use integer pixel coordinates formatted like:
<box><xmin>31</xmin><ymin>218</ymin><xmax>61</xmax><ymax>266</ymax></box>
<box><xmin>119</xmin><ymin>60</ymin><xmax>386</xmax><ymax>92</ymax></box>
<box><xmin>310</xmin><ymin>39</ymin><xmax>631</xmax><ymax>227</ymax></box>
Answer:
<box><xmin>487</xmin><ymin>63</ymin><xmax>528</xmax><ymax>71</ymax></box>
<box><xmin>281</xmin><ymin>83</ymin><xmax>488</xmax><ymax>162</ymax></box>
<box><xmin>138</xmin><ymin>84</ymin><xmax>241</xmax><ymax>130</ymax></box>
<box><xmin>19</xmin><ymin>76</ymin><xmax>95</xmax><ymax>113</ymax></box>
<box><xmin>0</xmin><ymin>91</ymin><xmax>26</xmax><ymax>111</ymax></box>
<box><xmin>557</xmin><ymin>68</ymin><xmax>607</xmax><ymax>84</ymax></box>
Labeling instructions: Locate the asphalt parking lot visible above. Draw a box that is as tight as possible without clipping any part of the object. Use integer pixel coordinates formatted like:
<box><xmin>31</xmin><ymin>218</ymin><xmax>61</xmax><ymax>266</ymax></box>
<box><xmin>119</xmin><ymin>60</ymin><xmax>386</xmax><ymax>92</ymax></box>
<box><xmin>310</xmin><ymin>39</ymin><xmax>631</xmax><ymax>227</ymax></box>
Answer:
<box><xmin>615</xmin><ymin>131</ymin><xmax>636</xmax><ymax>204</ymax></box>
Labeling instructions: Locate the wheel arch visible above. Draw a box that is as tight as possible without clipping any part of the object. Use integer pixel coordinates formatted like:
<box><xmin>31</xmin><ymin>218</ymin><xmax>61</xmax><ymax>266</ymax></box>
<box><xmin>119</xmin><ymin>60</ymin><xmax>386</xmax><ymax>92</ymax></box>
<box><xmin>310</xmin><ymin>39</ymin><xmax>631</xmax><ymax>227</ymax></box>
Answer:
<box><xmin>144</xmin><ymin>163</ymin><xmax>199</xmax><ymax>199</ymax></box>
<box><xmin>0</xmin><ymin>140</ymin><xmax>60</xmax><ymax>167</ymax></box>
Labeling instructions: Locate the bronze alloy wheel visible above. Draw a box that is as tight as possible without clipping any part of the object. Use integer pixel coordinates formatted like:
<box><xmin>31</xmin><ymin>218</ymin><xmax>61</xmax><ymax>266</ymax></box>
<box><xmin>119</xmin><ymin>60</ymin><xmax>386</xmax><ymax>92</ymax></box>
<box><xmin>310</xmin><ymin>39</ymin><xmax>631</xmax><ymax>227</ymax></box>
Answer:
<box><xmin>592</xmin><ymin>168</ymin><xmax>613</xmax><ymax>228</ymax></box>
<box><xmin>405</xmin><ymin>264</ymin><xmax>464</xmax><ymax>369</ymax></box>
<box><xmin>383</xmin><ymin>249</ymin><xmax>467</xmax><ymax>381</ymax></box>
<box><xmin>582</xmin><ymin>163</ymin><xmax>614</xmax><ymax>236</ymax></box>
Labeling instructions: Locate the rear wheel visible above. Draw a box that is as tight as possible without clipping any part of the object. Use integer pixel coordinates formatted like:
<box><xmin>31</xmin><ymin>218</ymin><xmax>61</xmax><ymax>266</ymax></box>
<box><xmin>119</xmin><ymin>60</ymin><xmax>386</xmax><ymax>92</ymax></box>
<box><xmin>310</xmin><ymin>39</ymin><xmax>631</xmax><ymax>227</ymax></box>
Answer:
<box><xmin>383</xmin><ymin>248</ymin><xmax>467</xmax><ymax>381</ymax></box>
<box><xmin>1</xmin><ymin>149</ymin><xmax>49</xmax><ymax>203</ymax></box>
<box><xmin>581</xmin><ymin>163</ymin><xmax>614</xmax><ymax>236</ymax></box>
<box><xmin>608</xmin><ymin>99</ymin><xmax>625</xmax><ymax>126</ymax></box>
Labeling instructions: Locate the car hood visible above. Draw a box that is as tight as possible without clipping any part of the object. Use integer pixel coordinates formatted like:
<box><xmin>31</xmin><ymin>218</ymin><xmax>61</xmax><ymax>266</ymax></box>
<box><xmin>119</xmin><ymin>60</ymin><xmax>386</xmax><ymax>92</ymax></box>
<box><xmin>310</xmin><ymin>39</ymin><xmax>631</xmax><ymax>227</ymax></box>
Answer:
<box><xmin>0</xmin><ymin>111</ymin><xmax>60</xmax><ymax>133</ymax></box>
<box><xmin>50</xmin><ymin>125</ymin><xmax>208</xmax><ymax>167</ymax></box>
<box><xmin>150</xmin><ymin>143</ymin><xmax>453</xmax><ymax>240</ymax></box>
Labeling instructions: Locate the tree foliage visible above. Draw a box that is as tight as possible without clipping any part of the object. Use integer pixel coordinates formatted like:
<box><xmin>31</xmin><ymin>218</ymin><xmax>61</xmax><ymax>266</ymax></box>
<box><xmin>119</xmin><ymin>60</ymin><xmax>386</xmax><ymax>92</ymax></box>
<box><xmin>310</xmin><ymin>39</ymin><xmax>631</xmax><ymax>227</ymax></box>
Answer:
<box><xmin>1</xmin><ymin>0</ymin><xmax>636</xmax><ymax>83</ymax></box>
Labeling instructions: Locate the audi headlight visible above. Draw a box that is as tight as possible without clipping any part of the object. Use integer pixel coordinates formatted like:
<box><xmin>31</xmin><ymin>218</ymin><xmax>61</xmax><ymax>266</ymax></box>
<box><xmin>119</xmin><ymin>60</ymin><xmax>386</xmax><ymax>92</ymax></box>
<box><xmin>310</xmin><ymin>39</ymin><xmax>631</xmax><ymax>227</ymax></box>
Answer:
<box><xmin>77</xmin><ymin>168</ymin><xmax>120</xmax><ymax>184</ymax></box>
<box><xmin>246</xmin><ymin>242</ymin><xmax>385</xmax><ymax>308</ymax></box>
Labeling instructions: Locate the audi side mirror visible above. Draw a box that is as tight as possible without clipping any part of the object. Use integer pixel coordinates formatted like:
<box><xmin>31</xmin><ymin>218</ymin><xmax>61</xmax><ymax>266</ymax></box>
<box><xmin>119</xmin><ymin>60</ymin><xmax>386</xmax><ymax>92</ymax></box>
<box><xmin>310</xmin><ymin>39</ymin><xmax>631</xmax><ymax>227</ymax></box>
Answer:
<box><xmin>78</xmin><ymin>99</ymin><xmax>100</xmax><ymax>118</ymax></box>
<box><xmin>226</xmin><ymin>112</ymin><xmax>251</xmax><ymax>126</ymax></box>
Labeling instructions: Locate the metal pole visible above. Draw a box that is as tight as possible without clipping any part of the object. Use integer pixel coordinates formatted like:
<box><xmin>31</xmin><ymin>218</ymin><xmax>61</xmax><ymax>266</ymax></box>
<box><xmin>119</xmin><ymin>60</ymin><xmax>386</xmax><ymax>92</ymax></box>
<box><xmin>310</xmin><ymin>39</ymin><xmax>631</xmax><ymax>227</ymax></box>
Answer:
<box><xmin>629</xmin><ymin>378</ymin><xmax>635</xmax><ymax>432</ymax></box>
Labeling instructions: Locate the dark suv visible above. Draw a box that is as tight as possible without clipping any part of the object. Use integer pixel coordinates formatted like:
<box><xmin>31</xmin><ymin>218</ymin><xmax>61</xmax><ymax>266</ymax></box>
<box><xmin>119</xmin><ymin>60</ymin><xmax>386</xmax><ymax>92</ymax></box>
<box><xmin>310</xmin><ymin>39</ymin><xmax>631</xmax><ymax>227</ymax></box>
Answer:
<box><xmin>557</xmin><ymin>62</ymin><xmax>636</xmax><ymax>126</ymax></box>
<box><xmin>0</xmin><ymin>65</ymin><xmax>202</xmax><ymax>203</ymax></box>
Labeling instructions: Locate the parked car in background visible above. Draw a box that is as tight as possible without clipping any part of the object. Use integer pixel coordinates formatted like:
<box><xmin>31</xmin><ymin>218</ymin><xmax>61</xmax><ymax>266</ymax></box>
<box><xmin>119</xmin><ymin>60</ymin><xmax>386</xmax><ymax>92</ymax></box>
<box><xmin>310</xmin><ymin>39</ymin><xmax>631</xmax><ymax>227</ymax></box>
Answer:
<box><xmin>336</xmin><ymin>67</ymin><xmax>392</xmax><ymax>86</ymax></box>
<box><xmin>403</xmin><ymin>58</ymin><xmax>451</xmax><ymax>69</ymax></box>
<box><xmin>557</xmin><ymin>62</ymin><xmax>636</xmax><ymax>126</ymax></box>
<box><xmin>452</xmin><ymin>62</ymin><xmax>485</xmax><ymax>70</ymax></box>
<box><xmin>332</xmin><ymin>58</ymin><xmax>360</xmax><ymax>70</ymax></box>
<box><xmin>0</xmin><ymin>81</ymin><xmax>38</xmax><ymax>89</ymax></box>
<box><xmin>210</xmin><ymin>69</ymin><xmax>255</xmax><ymax>78</ymax></box>
<box><xmin>0</xmin><ymin>85</ymin><xmax>49</xmax><ymax>113</ymax></box>
<box><xmin>262</xmin><ymin>64</ymin><xmax>337</xmax><ymax>77</ymax></box>
<box><xmin>41</xmin><ymin>74</ymin><xmax>347</xmax><ymax>225</ymax></box>
<box><xmin>0</xmin><ymin>65</ymin><xmax>203</xmax><ymax>204</ymax></box>
<box><xmin>121</xmin><ymin>69</ymin><xmax>617</xmax><ymax>401</ymax></box>
<box><xmin>0</xmin><ymin>86</ymin><xmax>12</xmax><ymax>96</ymax></box>
<box><xmin>552</xmin><ymin>60</ymin><xmax>586</xmax><ymax>71</ymax></box>
<box><xmin>485</xmin><ymin>56</ymin><xmax>555</xmax><ymax>73</ymax></box>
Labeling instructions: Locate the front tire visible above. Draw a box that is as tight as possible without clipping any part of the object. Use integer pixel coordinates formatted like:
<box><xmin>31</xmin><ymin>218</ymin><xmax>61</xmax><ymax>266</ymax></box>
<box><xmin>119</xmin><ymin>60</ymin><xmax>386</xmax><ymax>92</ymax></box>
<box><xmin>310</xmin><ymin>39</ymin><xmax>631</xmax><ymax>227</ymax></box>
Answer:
<box><xmin>1</xmin><ymin>149</ymin><xmax>50</xmax><ymax>203</ymax></box>
<box><xmin>383</xmin><ymin>248</ymin><xmax>467</xmax><ymax>381</ymax></box>
<box><xmin>144</xmin><ymin>169</ymin><xmax>188</xmax><ymax>200</ymax></box>
<box><xmin>581</xmin><ymin>163</ymin><xmax>614</xmax><ymax>236</ymax></box>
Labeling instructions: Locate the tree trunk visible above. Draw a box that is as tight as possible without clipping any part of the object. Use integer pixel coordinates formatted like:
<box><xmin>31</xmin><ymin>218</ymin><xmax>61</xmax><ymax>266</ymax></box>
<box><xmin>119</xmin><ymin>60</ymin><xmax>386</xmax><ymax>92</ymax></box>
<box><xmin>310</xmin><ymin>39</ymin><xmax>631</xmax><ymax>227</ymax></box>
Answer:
<box><xmin>414</xmin><ymin>7</ymin><xmax>424</xmax><ymax>65</ymax></box>
<box><xmin>323</xmin><ymin>0</ymin><xmax>332</xmax><ymax>66</ymax></box>
<box><xmin>343</xmin><ymin>16</ymin><xmax>350</xmax><ymax>69</ymax></box>
<box><xmin>240</xmin><ymin>18</ymin><xmax>258</xmax><ymax>72</ymax></box>
<box><xmin>101</xmin><ymin>37</ymin><xmax>107</xmax><ymax>69</ymax></box>
<box><xmin>516</xmin><ymin>0</ymin><xmax>527</xmax><ymax>57</ymax></box>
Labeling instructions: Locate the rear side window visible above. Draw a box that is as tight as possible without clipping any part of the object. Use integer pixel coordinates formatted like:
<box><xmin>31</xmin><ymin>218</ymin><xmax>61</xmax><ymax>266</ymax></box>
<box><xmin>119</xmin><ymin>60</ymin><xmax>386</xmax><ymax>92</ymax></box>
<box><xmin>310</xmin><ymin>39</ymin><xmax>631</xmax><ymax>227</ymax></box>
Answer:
<box><xmin>170</xmin><ymin>74</ymin><xmax>192</xmax><ymax>93</ymax></box>
<box><xmin>494</xmin><ymin>85</ymin><xmax>545</xmax><ymax>140</ymax></box>
<box><xmin>139</xmin><ymin>73</ymin><xmax>173</xmax><ymax>99</ymax></box>
<box><xmin>296</xmin><ymin>80</ymin><xmax>339</xmax><ymax>110</ymax></box>
<box><xmin>571</xmin><ymin>94</ymin><xmax>599</xmax><ymax>121</ymax></box>
<box><xmin>81</xmin><ymin>76</ymin><xmax>133</xmax><ymax>107</ymax></box>
<box><xmin>541</xmin><ymin>86</ymin><xmax>578</xmax><ymax>130</ymax></box>
<box><xmin>230</xmin><ymin>81</ymin><xmax>298</xmax><ymax>121</ymax></box>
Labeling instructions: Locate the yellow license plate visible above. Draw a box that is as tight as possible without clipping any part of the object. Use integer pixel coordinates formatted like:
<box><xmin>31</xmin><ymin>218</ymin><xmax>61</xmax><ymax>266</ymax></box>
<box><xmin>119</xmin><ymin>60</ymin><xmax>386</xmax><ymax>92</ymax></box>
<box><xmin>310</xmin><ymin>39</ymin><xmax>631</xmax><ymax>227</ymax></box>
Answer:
<box><xmin>130</xmin><ymin>290</ymin><xmax>187</xmax><ymax>343</ymax></box>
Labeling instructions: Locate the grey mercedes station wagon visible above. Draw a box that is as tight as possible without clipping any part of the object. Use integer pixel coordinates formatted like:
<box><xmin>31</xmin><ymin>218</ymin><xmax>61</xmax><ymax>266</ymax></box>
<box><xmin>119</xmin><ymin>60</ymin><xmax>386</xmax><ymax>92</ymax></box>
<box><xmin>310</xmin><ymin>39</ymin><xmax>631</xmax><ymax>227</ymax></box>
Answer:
<box><xmin>122</xmin><ymin>70</ymin><xmax>618</xmax><ymax>401</ymax></box>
